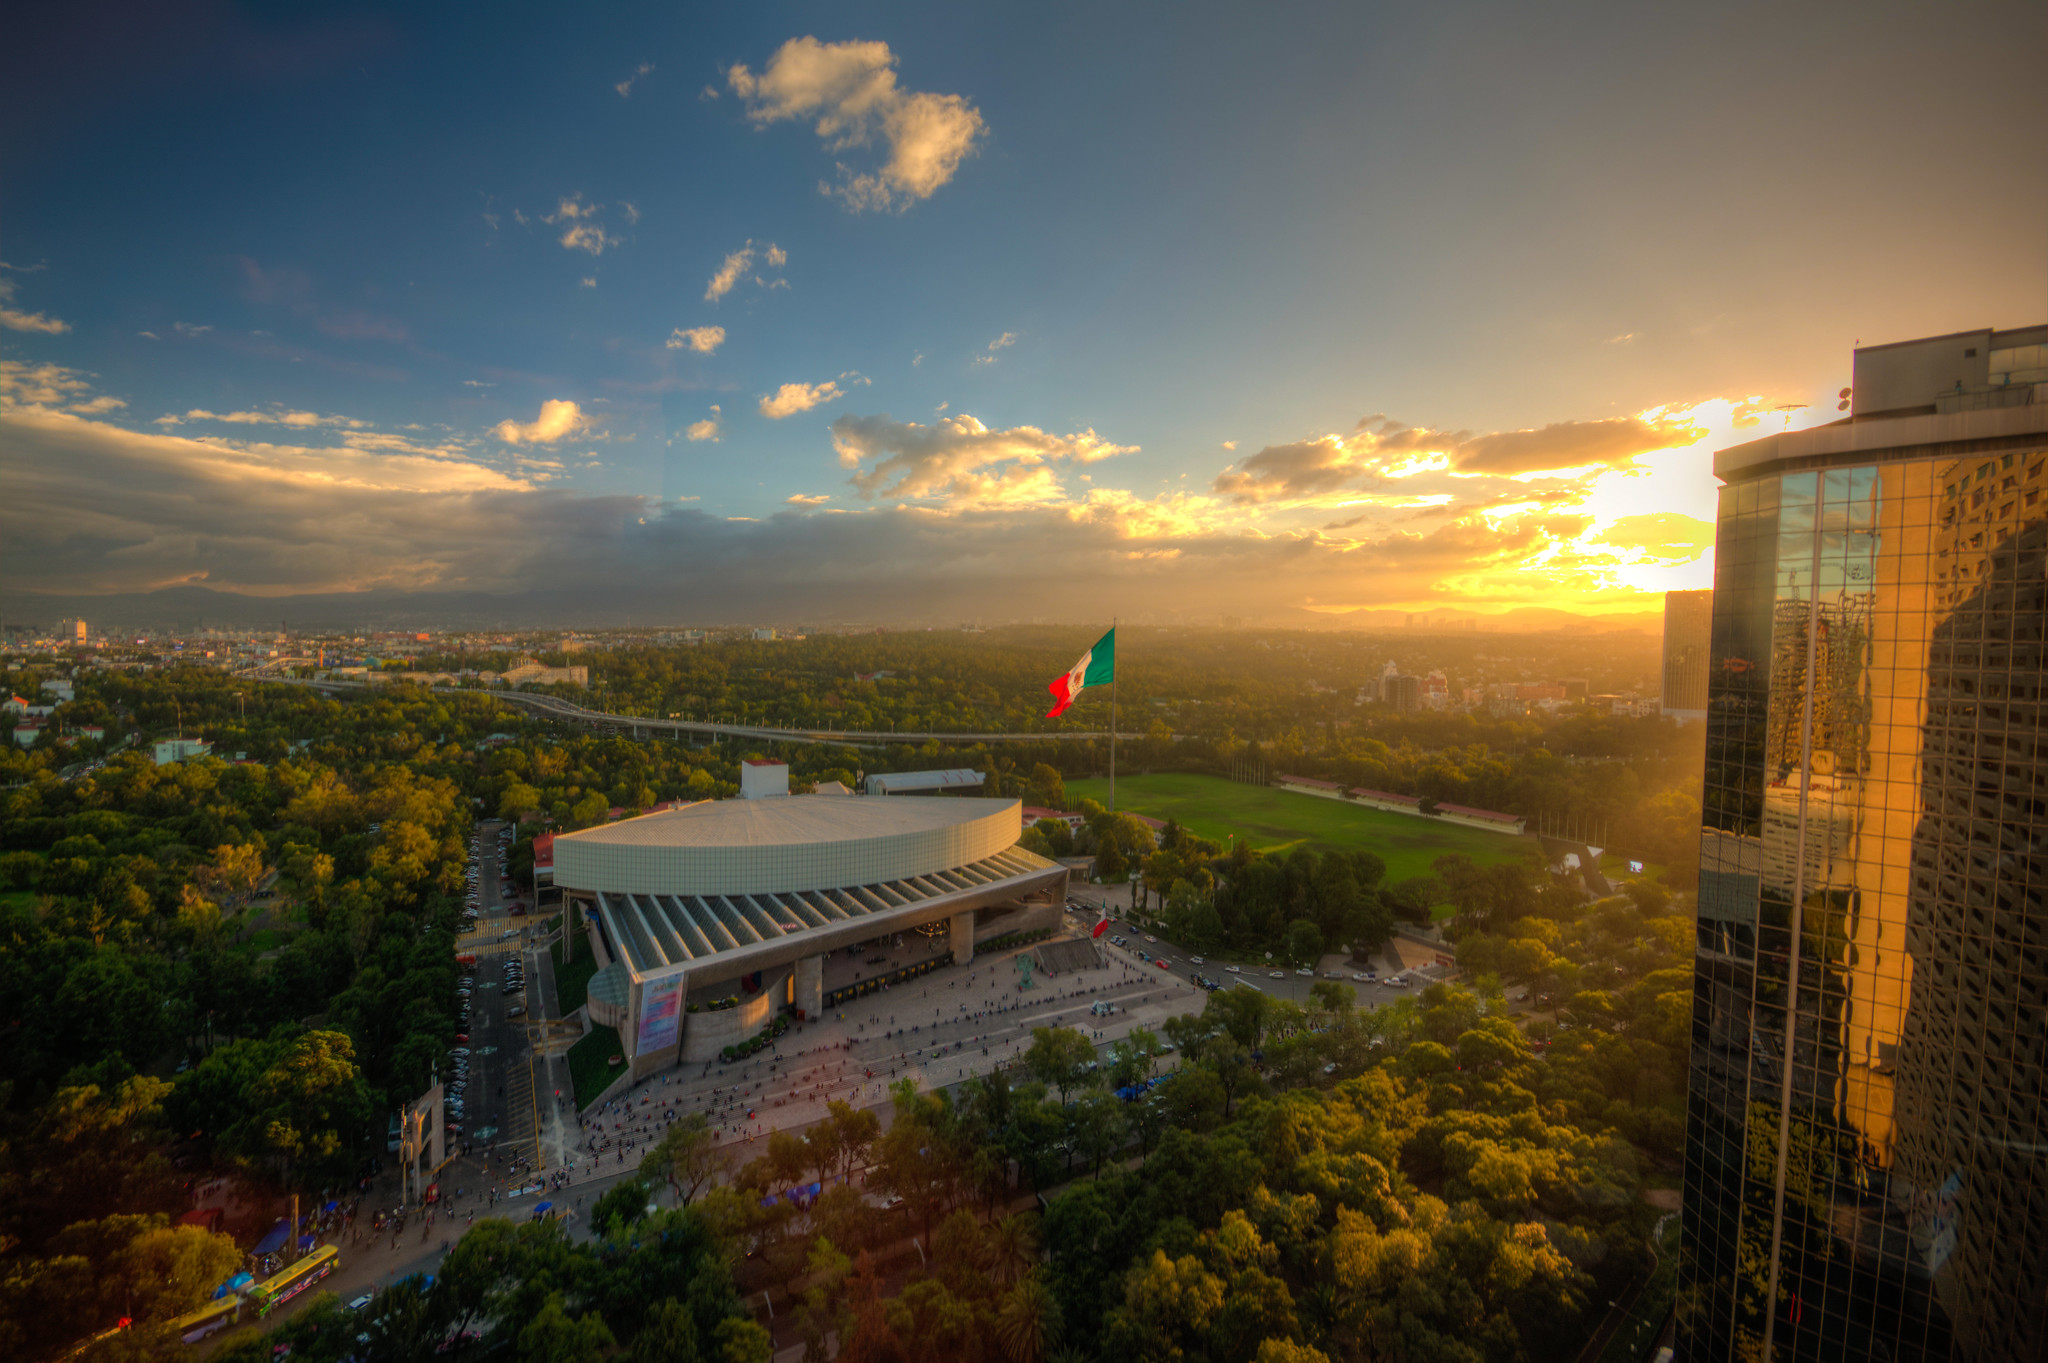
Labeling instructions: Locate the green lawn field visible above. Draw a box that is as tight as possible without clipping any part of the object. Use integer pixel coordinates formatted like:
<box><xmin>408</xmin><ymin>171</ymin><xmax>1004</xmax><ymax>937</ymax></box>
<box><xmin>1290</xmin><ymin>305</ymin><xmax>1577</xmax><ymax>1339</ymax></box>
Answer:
<box><xmin>1066</xmin><ymin>773</ymin><xmax>1529</xmax><ymax>883</ymax></box>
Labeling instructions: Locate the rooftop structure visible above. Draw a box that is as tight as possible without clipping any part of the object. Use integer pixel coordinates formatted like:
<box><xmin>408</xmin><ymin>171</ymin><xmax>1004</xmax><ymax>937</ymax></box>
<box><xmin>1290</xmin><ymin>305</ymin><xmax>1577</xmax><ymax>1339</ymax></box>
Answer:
<box><xmin>862</xmin><ymin>767</ymin><xmax>985</xmax><ymax>796</ymax></box>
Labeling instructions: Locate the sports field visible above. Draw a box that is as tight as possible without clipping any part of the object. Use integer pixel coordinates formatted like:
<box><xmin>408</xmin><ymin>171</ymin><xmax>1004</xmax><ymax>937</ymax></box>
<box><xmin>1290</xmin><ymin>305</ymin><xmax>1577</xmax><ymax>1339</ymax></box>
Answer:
<box><xmin>1066</xmin><ymin>772</ymin><xmax>1529</xmax><ymax>882</ymax></box>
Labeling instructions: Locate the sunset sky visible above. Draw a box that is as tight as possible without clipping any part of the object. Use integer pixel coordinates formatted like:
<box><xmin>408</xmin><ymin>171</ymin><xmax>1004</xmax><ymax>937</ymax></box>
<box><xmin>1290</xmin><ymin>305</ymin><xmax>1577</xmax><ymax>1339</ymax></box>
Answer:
<box><xmin>3</xmin><ymin>2</ymin><xmax>2043</xmax><ymax>624</ymax></box>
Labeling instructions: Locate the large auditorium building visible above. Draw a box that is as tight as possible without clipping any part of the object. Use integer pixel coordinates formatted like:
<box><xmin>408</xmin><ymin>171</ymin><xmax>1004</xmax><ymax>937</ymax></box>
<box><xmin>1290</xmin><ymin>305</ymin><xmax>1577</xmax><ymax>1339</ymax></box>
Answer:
<box><xmin>552</xmin><ymin>762</ymin><xmax>1069</xmax><ymax>1078</ymax></box>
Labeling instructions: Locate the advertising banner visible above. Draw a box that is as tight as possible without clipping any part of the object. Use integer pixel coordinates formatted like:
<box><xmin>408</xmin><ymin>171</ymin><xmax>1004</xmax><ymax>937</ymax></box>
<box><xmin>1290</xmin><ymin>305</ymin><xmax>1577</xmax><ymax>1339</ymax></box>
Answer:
<box><xmin>636</xmin><ymin>974</ymin><xmax>684</xmax><ymax>1054</ymax></box>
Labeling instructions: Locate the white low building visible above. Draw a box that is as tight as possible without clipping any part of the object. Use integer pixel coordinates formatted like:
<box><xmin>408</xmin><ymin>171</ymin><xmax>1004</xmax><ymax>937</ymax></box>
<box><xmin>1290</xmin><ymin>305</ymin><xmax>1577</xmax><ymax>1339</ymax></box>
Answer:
<box><xmin>554</xmin><ymin>762</ymin><xmax>1065</xmax><ymax>1080</ymax></box>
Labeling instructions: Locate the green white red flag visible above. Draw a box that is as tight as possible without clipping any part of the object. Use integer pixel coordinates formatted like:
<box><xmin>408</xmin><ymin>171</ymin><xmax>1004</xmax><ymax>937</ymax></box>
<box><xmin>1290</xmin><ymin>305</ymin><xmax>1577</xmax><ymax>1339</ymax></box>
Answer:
<box><xmin>1045</xmin><ymin>627</ymin><xmax>1116</xmax><ymax>719</ymax></box>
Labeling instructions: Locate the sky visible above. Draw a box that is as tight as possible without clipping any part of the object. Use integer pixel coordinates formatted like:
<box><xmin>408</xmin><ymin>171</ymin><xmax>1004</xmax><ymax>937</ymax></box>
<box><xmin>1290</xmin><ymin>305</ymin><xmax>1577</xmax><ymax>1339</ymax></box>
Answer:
<box><xmin>2</xmin><ymin>1</ymin><xmax>2044</xmax><ymax>626</ymax></box>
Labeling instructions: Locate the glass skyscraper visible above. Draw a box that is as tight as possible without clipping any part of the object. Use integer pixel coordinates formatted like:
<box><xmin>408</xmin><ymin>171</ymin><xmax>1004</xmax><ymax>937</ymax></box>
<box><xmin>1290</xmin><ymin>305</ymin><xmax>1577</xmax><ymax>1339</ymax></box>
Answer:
<box><xmin>1679</xmin><ymin>326</ymin><xmax>2048</xmax><ymax>1361</ymax></box>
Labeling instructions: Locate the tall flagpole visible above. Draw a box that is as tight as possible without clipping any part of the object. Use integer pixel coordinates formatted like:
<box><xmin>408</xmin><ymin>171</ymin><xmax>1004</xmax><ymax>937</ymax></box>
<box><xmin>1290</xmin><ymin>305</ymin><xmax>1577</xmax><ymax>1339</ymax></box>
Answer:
<box><xmin>1109</xmin><ymin>618</ymin><xmax>1118</xmax><ymax>813</ymax></box>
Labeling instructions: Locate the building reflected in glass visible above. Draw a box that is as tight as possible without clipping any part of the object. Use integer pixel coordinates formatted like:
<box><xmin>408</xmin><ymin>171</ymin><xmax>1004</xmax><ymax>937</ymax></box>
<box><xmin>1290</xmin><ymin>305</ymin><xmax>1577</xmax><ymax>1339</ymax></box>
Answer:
<box><xmin>1679</xmin><ymin>326</ymin><xmax>2048</xmax><ymax>1361</ymax></box>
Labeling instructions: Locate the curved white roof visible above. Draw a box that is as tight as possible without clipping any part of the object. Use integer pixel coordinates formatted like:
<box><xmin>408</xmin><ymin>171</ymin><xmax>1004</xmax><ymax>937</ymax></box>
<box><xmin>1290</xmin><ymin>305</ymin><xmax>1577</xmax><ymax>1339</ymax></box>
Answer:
<box><xmin>552</xmin><ymin>794</ymin><xmax>1025</xmax><ymax>898</ymax></box>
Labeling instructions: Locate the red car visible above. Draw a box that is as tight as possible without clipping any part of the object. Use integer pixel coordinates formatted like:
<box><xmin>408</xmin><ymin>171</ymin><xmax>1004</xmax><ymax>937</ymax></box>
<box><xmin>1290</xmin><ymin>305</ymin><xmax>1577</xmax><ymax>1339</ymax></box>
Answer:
<box><xmin>1155</xmin><ymin>959</ymin><xmax>1170</xmax><ymax>970</ymax></box>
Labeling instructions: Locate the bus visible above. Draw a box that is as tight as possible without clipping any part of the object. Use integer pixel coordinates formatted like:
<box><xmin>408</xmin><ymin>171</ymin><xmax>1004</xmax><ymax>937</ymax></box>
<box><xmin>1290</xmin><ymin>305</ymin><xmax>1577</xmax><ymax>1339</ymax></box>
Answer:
<box><xmin>251</xmin><ymin>1245</ymin><xmax>340</xmax><ymax>1317</ymax></box>
<box><xmin>166</xmin><ymin>1297</ymin><xmax>246</xmax><ymax>1345</ymax></box>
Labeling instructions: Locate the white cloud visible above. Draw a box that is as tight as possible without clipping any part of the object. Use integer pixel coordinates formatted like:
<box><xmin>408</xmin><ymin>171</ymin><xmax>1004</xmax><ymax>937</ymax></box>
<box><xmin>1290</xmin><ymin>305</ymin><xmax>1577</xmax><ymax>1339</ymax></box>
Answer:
<box><xmin>0</xmin><ymin>279</ymin><xmax>69</xmax><ymax>334</ymax></box>
<box><xmin>173</xmin><ymin>322</ymin><xmax>211</xmax><ymax>336</ymax></box>
<box><xmin>1222</xmin><ymin>440</ymin><xmax>1237</xmax><ymax>451</ymax></box>
<box><xmin>621</xmin><ymin>201</ymin><xmax>641</xmax><ymax>224</ymax></box>
<box><xmin>686</xmin><ymin>405</ymin><xmax>721</xmax><ymax>442</ymax></box>
<box><xmin>616</xmin><ymin>62</ymin><xmax>653</xmax><ymax>98</ymax></box>
<box><xmin>560</xmin><ymin>224</ymin><xmax>612</xmax><ymax>255</ymax></box>
<box><xmin>492</xmin><ymin>399</ymin><xmax>594</xmax><ymax>444</ymax></box>
<box><xmin>759</xmin><ymin>380</ymin><xmax>845</xmax><ymax>419</ymax></box>
<box><xmin>667</xmin><ymin>325</ymin><xmax>726</xmax><ymax>354</ymax></box>
<box><xmin>463</xmin><ymin>379</ymin><xmax>495</xmax><ymax>388</ymax></box>
<box><xmin>706</xmin><ymin>242</ymin><xmax>785</xmax><ymax>301</ymax></box>
<box><xmin>706</xmin><ymin>245</ymin><xmax>753</xmax><ymax>301</ymax></box>
<box><xmin>727</xmin><ymin>37</ymin><xmax>986</xmax><ymax>212</ymax></box>
<box><xmin>546</xmin><ymin>196</ymin><xmax>614</xmax><ymax>255</ymax></box>
<box><xmin>830</xmin><ymin>411</ymin><xmax>1137</xmax><ymax>504</ymax></box>
<box><xmin>137</xmin><ymin>331</ymin><xmax>160</xmax><ymax>340</ymax></box>
<box><xmin>580</xmin><ymin>277</ymin><xmax>597</xmax><ymax>288</ymax></box>
<box><xmin>988</xmin><ymin>331</ymin><xmax>1016</xmax><ymax>352</ymax></box>
<box><xmin>0</xmin><ymin>360</ymin><xmax>93</xmax><ymax>408</ymax></box>
<box><xmin>180</xmin><ymin>408</ymin><xmax>364</xmax><ymax>429</ymax></box>
<box><xmin>71</xmin><ymin>396</ymin><xmax>126</xmax><ymax>414</ymax></box>
<box><xmin>786</xmin><ymin>493</ymin><xmax>830</xmax><ymax>507</ymax></box>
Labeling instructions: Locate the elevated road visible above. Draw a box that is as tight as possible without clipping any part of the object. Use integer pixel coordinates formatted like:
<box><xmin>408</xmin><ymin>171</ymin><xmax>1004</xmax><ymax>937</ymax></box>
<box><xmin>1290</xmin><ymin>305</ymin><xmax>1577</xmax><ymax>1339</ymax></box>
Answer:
<box><xmin>257</xmin><ymin>674</ymin><xmax>1113</xmax><ymax>745</ymax></box>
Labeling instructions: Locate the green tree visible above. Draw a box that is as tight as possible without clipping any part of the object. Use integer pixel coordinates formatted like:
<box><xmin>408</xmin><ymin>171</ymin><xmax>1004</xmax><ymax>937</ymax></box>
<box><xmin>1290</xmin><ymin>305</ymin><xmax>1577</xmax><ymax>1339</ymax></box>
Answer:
<box><xmin>1023</xmin><ymin>1027</ymin><xmax>1099</xmax><ymax>1105</ymax></box>
<box><xmin>519</xmin><ymin>1293</ymin><xmax>615</xmax><ymax>1363</ymax></box>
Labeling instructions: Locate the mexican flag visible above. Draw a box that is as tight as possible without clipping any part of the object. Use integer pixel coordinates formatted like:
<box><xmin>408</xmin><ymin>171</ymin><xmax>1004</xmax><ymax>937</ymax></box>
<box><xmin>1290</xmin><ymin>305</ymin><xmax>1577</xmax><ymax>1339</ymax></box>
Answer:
<box><xmin>1045</xmin><ymin>627</ymin><xmax>1115</xmax><ymax>719</ymax></box>
<box><xmin>1092</xmin><ymin>911</ymin><xmax>1110</xmax><ymax>939</ymax></box>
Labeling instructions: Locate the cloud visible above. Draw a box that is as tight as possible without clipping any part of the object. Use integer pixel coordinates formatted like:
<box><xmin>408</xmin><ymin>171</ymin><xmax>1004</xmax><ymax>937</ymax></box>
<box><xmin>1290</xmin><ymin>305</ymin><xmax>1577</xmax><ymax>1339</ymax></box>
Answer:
<box><xmin>545</xmin><ymin>196</ymin><xmax>614</xmax><ymax>255</ymax></box>
<box><xmin>1451</xmin><ymin>415</ymin><xmax>1701</xmax><ymax>475</ymax></box>
<box><xmin>621</xmin><ymin>201</ymin><xmax>640</xmax><ymax>224</ymax></box>
<box><xmin>685</xmin><ymin>405</ymin><xmax>721</xmax><ymax>442</ymax></box>
<box><xmin>462</xmin><ymin>379</ymin><xmax>496</xmax><ymax>388</ymax></box>
<box><xmin>666</xmin><ymin>325</ymin><xmax>726</xmax><ymax>354</ymax></box>
<box><xmin>580</xmin><ymin>277</ymin><xmax>597</xmax><ymax>288</ymax></box>
<box><xmin>0</xmin><ymin>278</ymin><xmax>70</xmax><ymax>334</ymax></box>
<box><xmin>759</xmin><ymin>381</ymin><xmax>846</xmax><ymax>419</ymax></box>
<box><xmin>786</xmin><ymin>493</ymin><xmax>830</xmax><ymax>507</ymax></box>
<box><xmin>0</xmin><ymin>361</ymin><xmax>94</xmax><ymax>407</ymax></box>
<box><xmin>560</xmin><ymin>224</ymin><xmax>612</xmax><ymax>256</ymax></box>
<box><xmin>1213</xmin><ymin>437</ymin><xmax>1370</xmax><ymax>504</ymax></box>
<box><xmin>727</xmin><ymin>37</ymin><xmax>985</xmax><ymax>212</ymax></box>
<box><xmin>1211</xmin><ymin>411</ymin><xmax>1707</xmax><ymax>504</ymax></box>
<box><xmin>705</xmin><ymin>241</ymin><xmax>786</xmax><ymax>301</ymax></box>
<box><xmin>0</xmin><ymin>402</ymin><xmax>1686</xmax><ymax>617</ymax></box>
<box><xmin>706</xmin><ymin>245</ymin><xmax>753</xmax><ymax>301</ymax></box>
<box><xmin>70</xmin><ymin>396</ymin><xmax>126</xmax><ymax>415</ymax></box>
<box><xmin>492</xmin><ymin>399</ymin><xmax>593</xmax><ymax>444</ymax></box>
<box><xmin>616</xmin><ymin>62</ymin><xmax>653</xmax><ymax>98</ymax></box>
<box><xmin>181</xmin><ymin>408</ymin><xmax>360</xmax><ymax>429</ymax></box>
<box><xmin>829</xmin><ymin>412</ymin><xmax>1136</xmax><ymax>503</ymax></box>
<box><xmin>173</xmin><ymin>322</ymin><xmax>212</xmax><ymax>336</ymax></box>
<box><xmin>1221</xmin><ymin>441</ymin><xmax>1237</xmax><ymax>451</ymax></box>
<box><xmin>1605</xmin><ymin>332</ymin><xmax>1640</xmax><ymax>345</ymax></box>
<box><xmin>0</xmin><ymin>391</ymin><xmax>1817</xmax><ymax>621</ymax></box>
<box><xmin>1589</xmin><ymin>512</ymin><xmax>1713</xmax><ymax>558</ymax></box>
<box><xmin>973</xmin><ymin>331</ymin><xmax>1017</xmax><ymax>367</ymax></box>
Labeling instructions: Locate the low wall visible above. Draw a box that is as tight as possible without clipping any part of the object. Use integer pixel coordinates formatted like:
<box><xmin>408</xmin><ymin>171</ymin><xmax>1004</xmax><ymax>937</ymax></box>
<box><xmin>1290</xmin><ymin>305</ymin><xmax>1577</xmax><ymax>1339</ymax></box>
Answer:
<box><xmin>679</xmin><ymin>974</ymin><xmax>783</xmax><ymax>1063</ymax></box>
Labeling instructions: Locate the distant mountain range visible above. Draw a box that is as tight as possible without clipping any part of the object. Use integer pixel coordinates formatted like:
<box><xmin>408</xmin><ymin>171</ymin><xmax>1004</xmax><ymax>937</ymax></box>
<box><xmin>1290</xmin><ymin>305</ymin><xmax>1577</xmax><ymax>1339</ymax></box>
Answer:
<box><xmin>0</xmin><ymin>585</ymin><xmax>1663</xmax><ymax>636</ymax></box>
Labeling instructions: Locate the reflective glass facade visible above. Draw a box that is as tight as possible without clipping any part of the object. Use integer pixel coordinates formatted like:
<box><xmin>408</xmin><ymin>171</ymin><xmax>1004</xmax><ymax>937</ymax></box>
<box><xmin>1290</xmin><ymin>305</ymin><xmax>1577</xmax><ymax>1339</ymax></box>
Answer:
<box><xmin>1680</xmin><ymin>443</ymin><xmax>2048</xmax><ymax>1360</ymax></box>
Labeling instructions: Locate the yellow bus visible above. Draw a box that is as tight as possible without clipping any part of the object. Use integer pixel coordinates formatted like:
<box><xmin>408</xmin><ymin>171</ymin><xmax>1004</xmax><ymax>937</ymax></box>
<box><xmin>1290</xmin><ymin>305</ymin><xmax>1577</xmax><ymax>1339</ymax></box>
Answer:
<box><xmin>251</xmin><ymin>1245</ymin><xmax>340</xmax><ymax>1317</ymax></box>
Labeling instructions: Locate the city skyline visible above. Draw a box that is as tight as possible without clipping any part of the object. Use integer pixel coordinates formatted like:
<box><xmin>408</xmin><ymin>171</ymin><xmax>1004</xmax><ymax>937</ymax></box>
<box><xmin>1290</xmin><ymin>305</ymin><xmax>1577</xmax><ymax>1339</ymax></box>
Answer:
<box><xmin>3</xmin><ymin>3</ymin><xmax>2043</xmax><ymax>625</ymax></box>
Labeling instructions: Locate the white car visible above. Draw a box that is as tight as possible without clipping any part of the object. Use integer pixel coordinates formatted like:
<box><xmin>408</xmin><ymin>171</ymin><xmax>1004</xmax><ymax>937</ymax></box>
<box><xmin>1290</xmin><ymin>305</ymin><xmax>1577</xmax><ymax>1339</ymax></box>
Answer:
<box><xmin>1225</xmin><ymin>965</ymin><xmax>1241</xmax><ymax>974</ymax></box>
<box><xmin>1144</xmin><ymin>935</ymin><xmax>1157</xmax><ymax>943</ymax></box>
<box><xmin>1296</xmin><ymin>968</ymin><xmax>1314</xmax><ymax>977</ymax></box>
<box><xmin>1189</xmin><ymin>956</ymin><xmax>1205</xmax><ymax>965</ymax></box>
<box><xmin>1351</xmin><ymin>973</ymin><xmax>1369</xmax><ymax>982</ymax></box>
<box><xmin>1268</xmin><ymin>971</ymin><xmax>1286</xmax><ymax>979</ymax></box>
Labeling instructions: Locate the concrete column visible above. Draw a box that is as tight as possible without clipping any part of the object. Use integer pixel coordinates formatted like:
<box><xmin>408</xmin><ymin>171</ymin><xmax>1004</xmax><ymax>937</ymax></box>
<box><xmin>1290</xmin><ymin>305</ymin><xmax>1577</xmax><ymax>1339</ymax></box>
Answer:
<box><xmin>950</xmin><ymin>910</ymin><xmax>976</xmax><ymax>964</ymax></box>
<box><xmin>793</xmin><ymin>954</ymin><xmax>824</xmax><ymax>1019</ymax></box>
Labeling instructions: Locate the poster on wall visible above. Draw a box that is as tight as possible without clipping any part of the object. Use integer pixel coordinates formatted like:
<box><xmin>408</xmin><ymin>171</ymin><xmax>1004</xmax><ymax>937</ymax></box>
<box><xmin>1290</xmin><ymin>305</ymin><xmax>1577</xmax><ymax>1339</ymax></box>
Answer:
<box><xmin>637</xmin><ymin>974</ymin><xmax>684</xmax><ymax>1053</ymax></box>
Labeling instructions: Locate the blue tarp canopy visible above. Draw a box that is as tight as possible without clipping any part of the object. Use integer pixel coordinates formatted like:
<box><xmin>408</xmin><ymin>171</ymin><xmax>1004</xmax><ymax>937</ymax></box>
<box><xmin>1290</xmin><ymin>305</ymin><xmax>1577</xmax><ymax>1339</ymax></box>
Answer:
<box><xmin>252</xmin><ymin>1220</ymin><xmax>291</xmax><ymax>1255</ymax></box>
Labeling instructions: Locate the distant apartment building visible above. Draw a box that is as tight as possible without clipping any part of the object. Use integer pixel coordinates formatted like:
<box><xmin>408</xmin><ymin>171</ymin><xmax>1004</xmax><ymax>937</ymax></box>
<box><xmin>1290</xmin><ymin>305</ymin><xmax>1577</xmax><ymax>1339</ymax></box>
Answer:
<box><xmin>500</xmin><ymin>657</ymin><xmax>589</xmax><ymax>687</ymax></box>
<box><xmin>1661</xmin><ymin>588</ymin><xmax>1713</xmax><ymax>725</ymax></box>
<box><xmin>1382</xmin><ymin>674</ymin><xmax>1423</xmax><ymax>714</ymax></box>
<box><xmin>153</xmin><ymin>738</ymin><xmax>212</xmax><ymax>765</ymax></box>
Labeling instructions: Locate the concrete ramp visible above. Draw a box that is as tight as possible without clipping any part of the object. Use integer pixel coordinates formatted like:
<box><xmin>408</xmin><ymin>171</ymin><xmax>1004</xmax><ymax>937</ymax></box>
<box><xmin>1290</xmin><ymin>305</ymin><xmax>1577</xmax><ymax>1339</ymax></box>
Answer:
<box><xmin>1033</xmin><ymin>939</ymin><xmax>1101</xmax><ymax>975</ymax></box>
